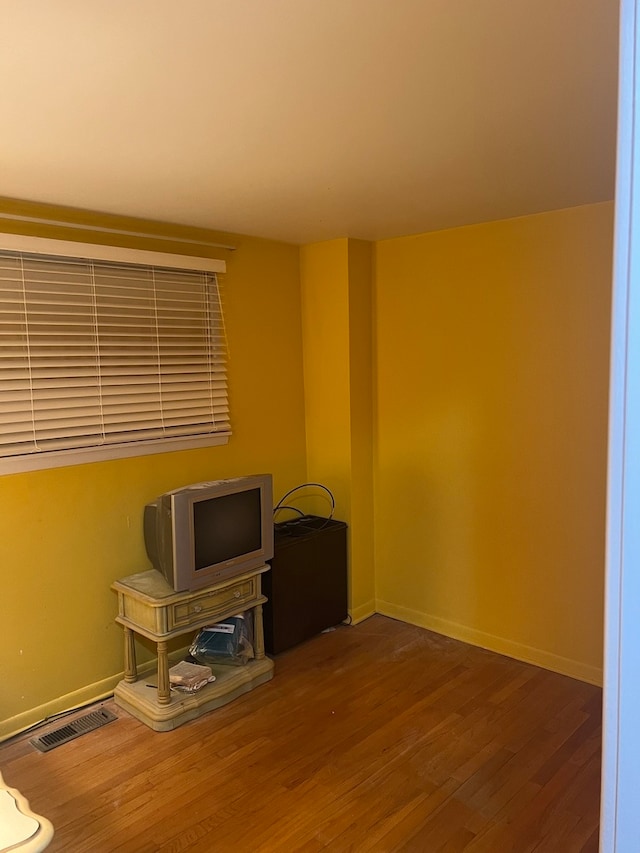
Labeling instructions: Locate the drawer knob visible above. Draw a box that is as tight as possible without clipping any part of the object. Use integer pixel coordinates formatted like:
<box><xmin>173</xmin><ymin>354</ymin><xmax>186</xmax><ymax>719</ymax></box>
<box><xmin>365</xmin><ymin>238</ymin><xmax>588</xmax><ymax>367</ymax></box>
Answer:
<box><xmin>233</xmin><ymin>591</ymin><xmax>241</xmax><ymax>598</ymax></box>
<box><xmin>193</xmin><ymin>604</ymin><xmax>203</xmax><ymax>613</ymax></box>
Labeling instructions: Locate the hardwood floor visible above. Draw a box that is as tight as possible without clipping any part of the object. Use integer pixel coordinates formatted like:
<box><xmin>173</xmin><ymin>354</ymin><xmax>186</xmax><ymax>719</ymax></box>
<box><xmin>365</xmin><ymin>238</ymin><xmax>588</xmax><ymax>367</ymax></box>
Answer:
<box><xmin>0</xmin><ymin>615</ymin><xmax>601</xmax><ymax>852</ymax></box>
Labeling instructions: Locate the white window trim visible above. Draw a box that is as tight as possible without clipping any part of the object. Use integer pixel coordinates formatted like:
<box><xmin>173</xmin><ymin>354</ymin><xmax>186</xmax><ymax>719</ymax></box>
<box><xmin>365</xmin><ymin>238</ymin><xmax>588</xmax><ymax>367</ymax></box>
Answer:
<box><xmin>0</xmin><ymin>234</ymin><xmax>229</xmax><ymax>476</ymax></box>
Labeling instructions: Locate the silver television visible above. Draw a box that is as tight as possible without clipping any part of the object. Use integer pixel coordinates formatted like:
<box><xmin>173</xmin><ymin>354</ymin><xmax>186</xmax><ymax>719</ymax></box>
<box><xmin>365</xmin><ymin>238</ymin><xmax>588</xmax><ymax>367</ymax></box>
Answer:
<box><xmin>143</xmin><ymin>474</ymin><xmax>274</xmax><ymax>592</ymax></box>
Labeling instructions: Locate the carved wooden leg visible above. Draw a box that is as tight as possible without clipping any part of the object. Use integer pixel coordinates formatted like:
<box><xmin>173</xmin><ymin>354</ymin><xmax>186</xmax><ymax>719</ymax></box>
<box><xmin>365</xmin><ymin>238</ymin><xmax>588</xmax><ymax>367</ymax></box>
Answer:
<box><xmin>123</xmin><ymin>626</ymin><xmax>137</xmax><ymax>683</ymax></box>
<box><xmin>156</xmin><ymin>640</ymin><xmax>171</xmax><ymax>705</ymax></box>
<box><xmin>253</xmin><ymin>603</ymin><xmax>265</xmax><ymax>660</ymax></box>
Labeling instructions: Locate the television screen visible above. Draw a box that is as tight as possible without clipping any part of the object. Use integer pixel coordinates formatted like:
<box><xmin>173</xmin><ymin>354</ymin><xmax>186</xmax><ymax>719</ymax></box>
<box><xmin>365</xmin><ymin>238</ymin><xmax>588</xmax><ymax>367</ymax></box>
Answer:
<box><xmin>193</xmin><ymin>489</ymin><xmax>262</xmax><ymax>570</ymax></box>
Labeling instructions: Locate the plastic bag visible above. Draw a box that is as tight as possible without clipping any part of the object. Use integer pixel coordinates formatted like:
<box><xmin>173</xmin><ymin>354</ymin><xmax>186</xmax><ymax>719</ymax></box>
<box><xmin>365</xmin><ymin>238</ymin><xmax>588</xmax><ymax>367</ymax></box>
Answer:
<box><xmin>189</xmin><ymin>613</ymin><xmax>254</xmax><ymax>667</ymax></box>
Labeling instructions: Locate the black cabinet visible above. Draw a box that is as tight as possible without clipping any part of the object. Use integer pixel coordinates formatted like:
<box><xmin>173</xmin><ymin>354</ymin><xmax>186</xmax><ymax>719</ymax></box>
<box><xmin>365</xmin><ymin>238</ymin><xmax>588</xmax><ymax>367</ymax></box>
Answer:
<box><xmin>263</xmin><ymin>516</ymin><xmax>348</xmax><ymax>655</ymax></box>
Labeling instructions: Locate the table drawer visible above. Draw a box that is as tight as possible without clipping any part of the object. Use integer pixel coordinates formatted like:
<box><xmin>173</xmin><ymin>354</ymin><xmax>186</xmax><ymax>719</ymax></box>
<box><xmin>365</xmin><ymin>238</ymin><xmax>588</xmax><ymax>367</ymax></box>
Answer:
<box><xmin>169</xmin><ymin>576</ymin><xmax>257</xmax><ymax>629</ymax></box>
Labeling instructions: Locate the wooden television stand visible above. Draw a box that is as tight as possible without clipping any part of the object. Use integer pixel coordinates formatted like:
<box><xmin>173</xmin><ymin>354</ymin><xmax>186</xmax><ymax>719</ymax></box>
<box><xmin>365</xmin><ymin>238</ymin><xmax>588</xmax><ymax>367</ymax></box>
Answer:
<box><xmin>112</xmin><ymin>565</ymin><xmax>274</xmax><ymax>732</ymax></box>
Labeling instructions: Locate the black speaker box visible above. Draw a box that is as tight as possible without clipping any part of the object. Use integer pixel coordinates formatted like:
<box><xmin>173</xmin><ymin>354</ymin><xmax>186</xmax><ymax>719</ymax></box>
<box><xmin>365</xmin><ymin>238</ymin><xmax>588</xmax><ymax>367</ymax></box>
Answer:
<box><xmin>263</xmin><ymin>515</ymin><xmax>348</xmax><ymax>655</ymax></box>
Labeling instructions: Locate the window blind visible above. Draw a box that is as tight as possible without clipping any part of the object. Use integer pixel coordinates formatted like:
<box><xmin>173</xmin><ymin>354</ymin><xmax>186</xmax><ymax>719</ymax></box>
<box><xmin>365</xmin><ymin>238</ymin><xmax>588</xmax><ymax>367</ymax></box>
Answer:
<box><xmin>0</xmin><ymin>250</ymin><xmax>229</xmax><ymax>460</ymax></box>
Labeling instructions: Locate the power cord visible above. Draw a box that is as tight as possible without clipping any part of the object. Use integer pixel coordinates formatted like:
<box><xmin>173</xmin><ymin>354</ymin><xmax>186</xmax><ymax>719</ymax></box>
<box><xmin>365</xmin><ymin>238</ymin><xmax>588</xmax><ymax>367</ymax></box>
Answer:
<box><xmin>273</xmin><ymin>482</ymin><xmax>336</xmax><ymax>521</ymax></box>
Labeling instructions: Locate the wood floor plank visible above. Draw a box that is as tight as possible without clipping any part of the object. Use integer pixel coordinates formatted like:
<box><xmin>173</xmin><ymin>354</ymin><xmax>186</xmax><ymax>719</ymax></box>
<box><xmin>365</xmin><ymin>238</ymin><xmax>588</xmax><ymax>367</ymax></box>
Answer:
<box><xmin>0</xmin><ymin>615</ymin><xmax>601</xmax><ymax>852</ymax></box>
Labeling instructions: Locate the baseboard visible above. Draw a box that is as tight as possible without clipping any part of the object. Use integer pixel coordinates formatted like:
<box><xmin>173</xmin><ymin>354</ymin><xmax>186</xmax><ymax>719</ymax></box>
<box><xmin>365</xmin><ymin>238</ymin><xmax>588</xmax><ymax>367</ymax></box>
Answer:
<box><xmin>375</xmin><ymin>599</ymin><xmax>603</xmax><ymax>687</ymax></box>
<box><xmin>0</xmin><ymin>646</ymin><xmax>192</xmax><ymax>743</ymax></box>
<box><xmin>0</xmin><ymin>676</ymin><xmax>120</xmax><ymax>744</ymax></box>
<box><xmin>349</xmin><ymin>599</ymin><xmax>376</xmax><ymax>625</ymax></box>
<box><xmin>2</xmin><ymin>604</ymin><xmax>601</xmax><ymax>742</ymax></box>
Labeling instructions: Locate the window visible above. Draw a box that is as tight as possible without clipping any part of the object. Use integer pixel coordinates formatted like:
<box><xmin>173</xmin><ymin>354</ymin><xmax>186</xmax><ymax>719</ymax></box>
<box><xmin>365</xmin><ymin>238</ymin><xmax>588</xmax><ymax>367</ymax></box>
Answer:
<box><xmin>0</xmin><ymin>240</ymin><xmax>229</xmax><ymax>473</ymax></box>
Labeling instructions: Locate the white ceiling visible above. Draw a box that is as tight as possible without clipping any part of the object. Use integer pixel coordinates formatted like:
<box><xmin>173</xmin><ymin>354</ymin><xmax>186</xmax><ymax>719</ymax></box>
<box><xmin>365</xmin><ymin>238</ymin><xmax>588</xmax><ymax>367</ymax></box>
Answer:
<box><xmin>0</xmin><ymin>0</ymin><xmax>619</xmax><ymax>245</ymax></box>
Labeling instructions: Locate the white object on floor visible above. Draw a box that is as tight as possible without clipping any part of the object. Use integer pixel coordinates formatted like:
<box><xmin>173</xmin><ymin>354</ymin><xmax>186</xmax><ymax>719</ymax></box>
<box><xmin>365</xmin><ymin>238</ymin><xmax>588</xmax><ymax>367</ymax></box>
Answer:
<box><xmin>0</xmin><ymin>772</ymin><xmax>53</xmax><ymax>852</ymax></box>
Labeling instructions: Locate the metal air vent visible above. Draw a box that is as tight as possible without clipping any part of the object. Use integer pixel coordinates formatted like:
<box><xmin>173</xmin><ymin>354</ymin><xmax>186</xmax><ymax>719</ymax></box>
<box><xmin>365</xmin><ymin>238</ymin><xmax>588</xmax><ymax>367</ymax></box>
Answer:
<box><xmin>30</xmin><ymin>708</ymin><xmax>117</xmax><ymax>753</ymax></box>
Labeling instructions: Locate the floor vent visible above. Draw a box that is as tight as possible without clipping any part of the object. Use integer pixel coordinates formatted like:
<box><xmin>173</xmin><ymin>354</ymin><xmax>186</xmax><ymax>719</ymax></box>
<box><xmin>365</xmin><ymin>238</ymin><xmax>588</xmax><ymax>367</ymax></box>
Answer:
<box><xmin>30</xmin><ymin>708</ymin><xmax>118</xmax><ymax>753</ymax></box>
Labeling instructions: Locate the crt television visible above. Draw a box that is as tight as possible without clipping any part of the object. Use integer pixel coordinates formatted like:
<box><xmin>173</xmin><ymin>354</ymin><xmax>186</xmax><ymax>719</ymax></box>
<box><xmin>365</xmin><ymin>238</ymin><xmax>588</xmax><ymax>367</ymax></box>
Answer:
<box><xmin>143</xmin><ymin>474</ymin><xmax>274</xmax><ymax>592</ymax></box>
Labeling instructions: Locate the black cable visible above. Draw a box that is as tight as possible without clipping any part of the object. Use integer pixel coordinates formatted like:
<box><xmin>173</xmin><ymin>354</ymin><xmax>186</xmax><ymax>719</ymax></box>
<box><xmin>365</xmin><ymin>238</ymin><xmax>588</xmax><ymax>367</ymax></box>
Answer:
<box><xmin>273</xmin><ymin>505</ymin><xmax>307</xmax><ymax>519</ymax></box>
<box><xmin>273</xmin><ymin>482</ymin><xmax>336</xmax><ymax>520</ymax></box>
<box><xmin>1</xmin><ymin>694</ymin><xmax>115</xmax><ymax>745</ymax></box>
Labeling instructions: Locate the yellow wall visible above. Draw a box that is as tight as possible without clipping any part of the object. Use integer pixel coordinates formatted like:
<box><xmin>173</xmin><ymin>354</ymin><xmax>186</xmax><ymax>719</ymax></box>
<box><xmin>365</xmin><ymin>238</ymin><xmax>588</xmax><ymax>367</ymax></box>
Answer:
<box><xmin>300</xmin><ymin>239</ymin><xmax>376</xmax><ymax>620</ymax></box>
<box><xmin>300</xmin><ymin>240</ymin><xmax>351</xmax><ymax>520</ymax></box>
<box><xmin>374</xmin><ymin>203</ymin><xmax>613</xmax><ymax>683</ymax></box>
<box><xmin>0</xmin><ymin>201</ymin><xmax>307</xmax><ymax>738</ymax></box>
<box><xmin>347</xmin><ymin>241</ymin><xmax>376</xmax><ymax>620</ymax></box>
<box><xmin>0</xmin><ymin>196</ymin><xmax>614</xmax><ymax>738</ymax></box>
